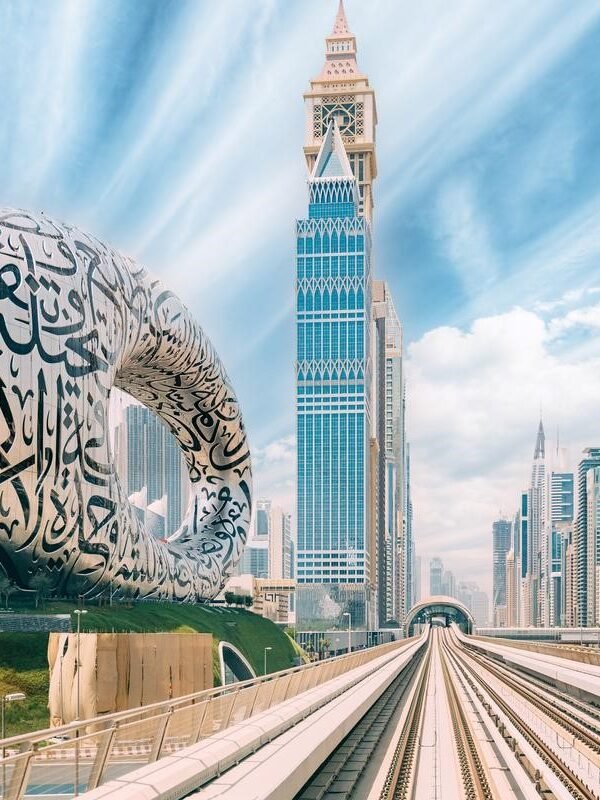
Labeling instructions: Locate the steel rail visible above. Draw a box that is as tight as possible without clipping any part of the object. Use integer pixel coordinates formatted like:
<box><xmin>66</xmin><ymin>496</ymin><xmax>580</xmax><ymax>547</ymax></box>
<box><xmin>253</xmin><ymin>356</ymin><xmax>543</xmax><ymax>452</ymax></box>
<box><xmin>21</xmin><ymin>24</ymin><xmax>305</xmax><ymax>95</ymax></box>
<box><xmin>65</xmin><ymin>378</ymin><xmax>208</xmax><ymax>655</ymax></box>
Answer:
<box><xmin>439</xmin><ymin>633</ymin><xmax>496</xmax><ymax>800</ymax></box>
<box><xmin>378</xmin><ymin>633</ymin><xmax>432</xmax><ymax>800</ymax></box>
<box><xmin>445</xmin><ymin>630</ymin><xmax>597</xmax><ymax>800</ymax></box>
<box><xmin>294</xmin><ymin>646</ymin><xmax>425</xmax><ymax>800</ymax></box>
<box><xmin>456</xmin><ymin>633</ymin><xmax>600</xmax><ymax>757</ymax></box>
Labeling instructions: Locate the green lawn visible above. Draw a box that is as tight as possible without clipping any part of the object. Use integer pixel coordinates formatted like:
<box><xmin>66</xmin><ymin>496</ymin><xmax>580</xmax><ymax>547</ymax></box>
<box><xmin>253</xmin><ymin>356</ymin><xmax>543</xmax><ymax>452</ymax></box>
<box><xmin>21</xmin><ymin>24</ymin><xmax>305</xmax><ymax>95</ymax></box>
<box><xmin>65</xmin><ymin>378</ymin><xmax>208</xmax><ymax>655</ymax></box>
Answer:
<box><xmin>0</xmin><ymin>602</ymin><xmax>302</xmax><ymax>736</ymax></box>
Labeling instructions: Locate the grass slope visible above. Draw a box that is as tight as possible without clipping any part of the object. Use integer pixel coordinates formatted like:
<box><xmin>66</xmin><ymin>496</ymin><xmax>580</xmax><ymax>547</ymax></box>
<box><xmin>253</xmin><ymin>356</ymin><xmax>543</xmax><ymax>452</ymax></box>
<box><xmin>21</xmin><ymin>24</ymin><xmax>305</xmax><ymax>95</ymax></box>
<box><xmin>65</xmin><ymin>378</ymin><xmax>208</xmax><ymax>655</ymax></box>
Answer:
<box><xmin>0</xmin><ymin>602</ymin><xmax>299</xmax><ymax>736</ymax></box>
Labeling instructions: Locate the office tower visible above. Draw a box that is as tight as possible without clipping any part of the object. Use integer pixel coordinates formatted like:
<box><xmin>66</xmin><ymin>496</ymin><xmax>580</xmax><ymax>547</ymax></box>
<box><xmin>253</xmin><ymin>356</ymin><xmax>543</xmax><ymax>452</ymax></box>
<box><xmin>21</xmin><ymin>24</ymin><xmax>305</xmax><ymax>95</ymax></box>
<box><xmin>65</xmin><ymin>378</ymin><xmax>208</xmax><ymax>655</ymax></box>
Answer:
<box><xmin>492</xmin><ymin>518</ymin><xmax>511</xmax><ymax>624</ymax></box>
<box><xmin>527</xmin><ymin>420</ymin><xmax>546</xmax><ymax>625</ymax></box>
<box><xmin>576</xmin><ymin>448</ymin><xmax>600</xmax><ymax>625</ymax></box>
<box><xmin>269</xmin><ymin>506</ymin><xmax>292</xmax><ymax>580</ymax></box>
<box><xmin>238</xmin><ymin>500</ymin><xmax>270</xmax><ymax>578</ymax></box>
<box><xmin>547</xmin><ymin>452</ymin><xmax>574</xmax><ymax>626</ymax></box>
<box><xmin>510</xmin><ymin>509</ymin><xmax>521</xmax><ymax>625</ymax></box>
<box><xmin>296</xmin><ymin>2</ymin><xmax>377</xmax><ymax>630</ymax></box>
<box><xmin>457</xmin><ymin>581</ymin><xmax>489</xmax><ymax>628</ymax></box>
<box><xmin>405</xmin><ymin>441</ymin><xmax>414</xmax><ymax>610</ymax></box>
<box><xmin>506</xmin><ymin>550</ymin><xmax>516</xmax><ymax>626</ymax></box>
<box><xmin>586</xmin><ymin>467</ymin><xmax>600</xmax><ymax>625</ymax></box>
<box><xmin>442</xmin><ymin>569</ymin><xmax>456</xmax><ymax>599</ymax></box>
<box><xmin>518</xmin><ymin>490</ymin><xmax>529</xmax><ymax>625</ymax></box>
<box><xmin>124</xmin><ymin>403</ymin><xmax>189</xmax><ymax>536</ymax></box>
<box><xmin>564</xmin><ymin>524</ymin><xmax>577</xmax><ymax>626</ymax></box>
<box><xmin>430</xmin><ymin>557</ymin><xmax>443</xmax><ymax>595</ymax></box>
<box><xmin>372</xmin><ymin>280</ymin><xmax>406</xmax><ymax>625</ymax></box>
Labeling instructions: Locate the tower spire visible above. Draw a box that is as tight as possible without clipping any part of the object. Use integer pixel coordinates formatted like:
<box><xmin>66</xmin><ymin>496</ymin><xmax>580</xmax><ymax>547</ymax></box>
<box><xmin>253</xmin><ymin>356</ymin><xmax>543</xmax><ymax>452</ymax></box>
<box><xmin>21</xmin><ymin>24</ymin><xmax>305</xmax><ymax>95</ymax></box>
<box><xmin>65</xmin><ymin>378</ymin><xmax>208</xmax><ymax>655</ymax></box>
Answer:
<box><xmin>332</xmin><ymin>0</ymin><xmax>351</xmax><ymax>36</ymax></box>
<box><xmin>534</xmin><ymin>418</ymin><xmax>545</xmax><ymax>460</ymax></box>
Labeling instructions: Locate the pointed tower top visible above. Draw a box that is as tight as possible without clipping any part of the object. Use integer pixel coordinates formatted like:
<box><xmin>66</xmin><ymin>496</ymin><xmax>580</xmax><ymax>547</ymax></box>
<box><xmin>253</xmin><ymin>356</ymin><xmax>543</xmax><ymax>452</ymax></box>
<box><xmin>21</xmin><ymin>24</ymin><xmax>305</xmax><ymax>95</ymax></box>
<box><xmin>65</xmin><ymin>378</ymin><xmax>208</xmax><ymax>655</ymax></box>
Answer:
<box><xmin>534</xmin><ymin>418</ymin><xmax>545</xmax><ymax>460</ymax></box>
<box><xmin>331</xmin><ymin>0</ymin><xmax>351</xmax><ymax>36</ymax></box>
<box><xmin>312</xmin><ymin>119</ymin><xmax>354</xmax><ymax>180</ymax></box>
<box><xmin>316</xmin><ymin>0</ymin><xmax>362</xmax><ymax>80</ymax></box>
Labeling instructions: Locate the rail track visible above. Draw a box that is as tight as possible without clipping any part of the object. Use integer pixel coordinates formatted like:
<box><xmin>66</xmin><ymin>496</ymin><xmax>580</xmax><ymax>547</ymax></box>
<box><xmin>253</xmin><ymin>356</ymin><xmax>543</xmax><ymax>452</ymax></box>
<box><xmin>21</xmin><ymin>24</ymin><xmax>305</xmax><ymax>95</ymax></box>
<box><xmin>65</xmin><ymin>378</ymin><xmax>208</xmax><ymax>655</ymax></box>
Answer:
<box><xmin>294</xmin><ymin>642</ymin><xmax>427</xmax><ymax>800</ymax></box>
<box><xmin>443</xmin><ymin>627</ymin><xmax>600</xmax><ymax>800</ymax></box>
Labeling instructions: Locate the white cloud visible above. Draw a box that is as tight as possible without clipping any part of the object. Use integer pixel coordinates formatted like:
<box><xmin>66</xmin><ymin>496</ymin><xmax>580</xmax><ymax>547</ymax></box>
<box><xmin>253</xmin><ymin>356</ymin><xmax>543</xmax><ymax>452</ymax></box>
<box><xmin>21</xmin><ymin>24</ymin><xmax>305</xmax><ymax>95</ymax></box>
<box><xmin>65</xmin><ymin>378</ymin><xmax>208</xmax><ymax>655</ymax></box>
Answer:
<box><xmin>548</xmin><ymin>302</ymin><xmax>600</xmax><ymax>338</ymax></box>
<box><xmin>407</xmin><ymin>306</ymin><xmax>600</xmax><ymax>595</ymax></box>
<box><xmin>435</xmin><ymin>177</ymin><xmax>498</xmax><ymax>295</ymax></box>
<box><xmin>253</xmin><ymin>434</ymin><xmax>295</xmax><ymax>511</ymax></box>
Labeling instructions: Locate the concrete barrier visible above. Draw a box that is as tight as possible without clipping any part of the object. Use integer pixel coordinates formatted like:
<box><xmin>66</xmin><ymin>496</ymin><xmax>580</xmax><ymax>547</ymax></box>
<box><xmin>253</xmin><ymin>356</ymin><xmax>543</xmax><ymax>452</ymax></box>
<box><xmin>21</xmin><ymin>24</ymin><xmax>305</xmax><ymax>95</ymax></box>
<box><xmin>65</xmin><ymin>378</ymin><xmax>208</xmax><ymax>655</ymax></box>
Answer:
<box><xmin>77</xmin><ymin>632</ymin><xmax>427</xmax><ymax>800</ymax></box>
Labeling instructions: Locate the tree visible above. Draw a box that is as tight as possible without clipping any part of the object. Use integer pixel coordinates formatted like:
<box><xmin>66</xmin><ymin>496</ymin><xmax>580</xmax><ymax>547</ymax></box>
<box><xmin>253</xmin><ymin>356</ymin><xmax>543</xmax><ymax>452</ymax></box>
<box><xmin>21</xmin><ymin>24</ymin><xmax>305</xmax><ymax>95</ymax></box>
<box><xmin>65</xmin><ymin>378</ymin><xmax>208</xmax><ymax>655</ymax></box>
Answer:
<box><xmin>0</xmin><ymin>573</ymin><xmax>17</xmax><ymax>610</ymax></box>
<box><xmin>243</xmin><ymin>595</ymin><xmax>253</xmax><ymax>608</ymax></box>
<box><xmin>224</xmin><ymin>591</ymin><xmax>235</xmax><ymax>606</ymax></box>
<box><xmin>30</xmin><ymin>573</ymin><xmax>54</xmax><ymax>610</ymax></box>
<box><xmin>318</xmin><ymin>638</ymin><xmax>331</xmax><ymax>660</ymax></box>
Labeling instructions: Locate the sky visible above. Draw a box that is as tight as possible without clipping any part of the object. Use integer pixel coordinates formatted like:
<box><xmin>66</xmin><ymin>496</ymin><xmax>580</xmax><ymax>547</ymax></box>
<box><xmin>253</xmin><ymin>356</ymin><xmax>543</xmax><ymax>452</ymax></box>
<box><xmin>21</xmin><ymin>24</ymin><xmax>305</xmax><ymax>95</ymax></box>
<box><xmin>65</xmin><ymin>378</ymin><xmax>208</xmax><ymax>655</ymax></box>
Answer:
<box><xmin>2</xmin><ymin>0</ymin><xmax>600</xmax><ymax>596</ymax></box>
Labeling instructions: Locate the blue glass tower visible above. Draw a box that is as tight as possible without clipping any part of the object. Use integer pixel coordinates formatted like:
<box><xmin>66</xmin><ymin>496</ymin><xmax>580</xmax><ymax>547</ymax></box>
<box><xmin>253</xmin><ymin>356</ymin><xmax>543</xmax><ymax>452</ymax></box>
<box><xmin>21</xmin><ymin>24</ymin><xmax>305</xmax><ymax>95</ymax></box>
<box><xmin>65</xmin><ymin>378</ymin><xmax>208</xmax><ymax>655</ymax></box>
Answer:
<box><xmin>296</xmin><ymin>119</ymin><xmax>373</xmax><ymax>629</ymax></box>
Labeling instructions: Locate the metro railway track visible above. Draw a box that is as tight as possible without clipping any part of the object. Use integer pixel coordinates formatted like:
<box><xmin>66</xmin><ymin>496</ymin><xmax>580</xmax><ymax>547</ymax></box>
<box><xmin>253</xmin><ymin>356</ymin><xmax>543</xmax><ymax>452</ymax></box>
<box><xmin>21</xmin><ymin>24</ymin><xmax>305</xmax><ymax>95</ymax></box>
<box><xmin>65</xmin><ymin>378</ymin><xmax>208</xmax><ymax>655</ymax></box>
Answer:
<box><xmin>380</xmin><ymin>629</ymin><xmax>496</xmax><ymax>800</ymax></box>
<box><xmin>457</xmin><ymin>634</ymin><xmax>600</xmax><ymax>754</ymax></box>
<box><xmin>444</xmin><ymin>629</ymin><xmax>599</xmax><ymax>800</ymax></box>
<box><xmin>463</xmin><ymin>635</ymin><xmax>600</xmax><ymax>732</ymax></box>
<box><xmin>294</xmin><ymin>642</ymin><xmax>426</xmax><ymax>800</ymax></box>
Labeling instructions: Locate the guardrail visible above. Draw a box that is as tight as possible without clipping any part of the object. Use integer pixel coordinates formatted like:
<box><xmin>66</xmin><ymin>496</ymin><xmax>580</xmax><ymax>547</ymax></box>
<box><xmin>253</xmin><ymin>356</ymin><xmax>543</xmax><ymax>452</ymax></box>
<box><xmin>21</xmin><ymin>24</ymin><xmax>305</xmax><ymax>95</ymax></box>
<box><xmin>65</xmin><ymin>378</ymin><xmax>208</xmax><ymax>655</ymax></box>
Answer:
<box><xmin>0</xmin><ymin>638</ymin><xmax>410</xmax><ymax>800</ymax></box>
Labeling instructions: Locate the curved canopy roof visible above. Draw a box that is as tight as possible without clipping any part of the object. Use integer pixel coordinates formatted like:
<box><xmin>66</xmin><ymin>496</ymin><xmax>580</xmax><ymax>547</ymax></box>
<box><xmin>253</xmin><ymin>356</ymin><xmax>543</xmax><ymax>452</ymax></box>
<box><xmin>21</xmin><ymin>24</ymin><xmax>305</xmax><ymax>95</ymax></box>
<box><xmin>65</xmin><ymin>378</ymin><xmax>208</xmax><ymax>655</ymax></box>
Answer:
<box><xmin>405</xmin><ymin>595</ymin><xmax>475</xmax><ymax>629</ymax></box>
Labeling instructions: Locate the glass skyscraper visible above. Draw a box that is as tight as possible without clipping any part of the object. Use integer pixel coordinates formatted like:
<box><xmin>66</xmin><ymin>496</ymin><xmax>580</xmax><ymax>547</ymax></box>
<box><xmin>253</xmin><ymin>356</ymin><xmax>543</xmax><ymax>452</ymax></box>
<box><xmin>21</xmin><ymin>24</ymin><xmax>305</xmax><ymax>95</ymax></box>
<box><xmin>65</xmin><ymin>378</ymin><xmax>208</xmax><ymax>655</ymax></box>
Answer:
<box><xmin>296</xmin><ymin>119</ymin><xmax>372</xmax><ymax>629</ymax></box>
<box><xmin>295</xmin><ymin>2</ymin><xmax>410</xmax><ymax>631</ymax></box>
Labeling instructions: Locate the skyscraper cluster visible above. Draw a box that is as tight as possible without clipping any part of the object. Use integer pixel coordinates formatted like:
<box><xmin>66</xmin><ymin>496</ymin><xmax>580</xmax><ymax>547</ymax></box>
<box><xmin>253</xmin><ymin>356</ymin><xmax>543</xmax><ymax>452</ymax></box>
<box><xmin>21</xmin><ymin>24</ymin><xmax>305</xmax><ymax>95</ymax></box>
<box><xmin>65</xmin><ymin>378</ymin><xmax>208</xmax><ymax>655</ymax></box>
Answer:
<box><xmin>493</xmin><ymin>419</ymin><xmax>600</xmax><ymax>628</ymax></box>
<box><xmin>423</xmin><ymin>557</ymin><xmax>489</xmax><ymax>628</ymax></box>
<box><xmin>295</xmin><ymin>2</ymin><xmax>412</xmax><ymax>630</ymax></box>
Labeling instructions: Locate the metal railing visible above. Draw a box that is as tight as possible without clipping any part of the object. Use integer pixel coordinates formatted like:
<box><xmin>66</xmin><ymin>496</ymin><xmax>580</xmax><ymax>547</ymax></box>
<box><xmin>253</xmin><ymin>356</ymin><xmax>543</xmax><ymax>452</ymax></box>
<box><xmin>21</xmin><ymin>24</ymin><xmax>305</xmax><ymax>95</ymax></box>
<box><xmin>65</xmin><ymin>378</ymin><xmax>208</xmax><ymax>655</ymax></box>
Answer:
<box><xmin>0</xmin><ymin>638</ymin><xmax>411</xmax><ymax>800</ymax></box>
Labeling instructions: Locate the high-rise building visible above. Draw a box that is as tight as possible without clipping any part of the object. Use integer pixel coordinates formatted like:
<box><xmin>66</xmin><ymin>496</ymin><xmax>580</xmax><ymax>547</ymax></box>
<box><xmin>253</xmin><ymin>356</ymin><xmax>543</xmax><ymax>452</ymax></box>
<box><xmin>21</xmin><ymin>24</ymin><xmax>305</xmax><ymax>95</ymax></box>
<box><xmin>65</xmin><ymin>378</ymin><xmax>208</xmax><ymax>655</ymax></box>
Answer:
<box><xmin>547</xmin><ymin>452</ymin><xmax>574</xmax><ymax>626</ymax></box>
<box><xmin>457</xmin><ymin>581</ymin><xmax>489</xmax><ymax>628</ymax></box>
<box><xmin>123</xmin><ymin>404</ymin><xmax>189</xmax><ymax>537</ymax></box>
<box><xmin>506</xmin><ymin>550</ymin><xmax>517</xmax><ymax>626</ymax></box>
<box><xmin>296</xmin><ymin>2</ymin><xmax>379</xmax><ymax>630</ymax></box>
<box><xmin>518</xmin><ymin>490</ymin><xmax>528</xmax><ymax>625</ymax></box>
<box><xmin>430</xmin><ymin>557</ymin><xmax>443</xmax><ymax>595</ymax></box>
<box><xmin>492</xmin><ymin>518</ymin><xmax>511</xmax><ymax>624</ymax></box>
<box><xmin>238</xmin><ymin>500</ymin><xmax>293</xmax><ymax>582</ymax></box>
<box><xmin>527</xmin><ymin>420</ymin><xmax>546</xmax><ymax>625</ymax></box>
<box><xmin>576</xmin><ymin>448</ymin><xmax>600</xmax><ymax>625</ymax></box>
<box><xmin>372</xmin><ymin>280</ymin><xmax>406</xmax><ymax>625</ymax></box>
<box><xmin>586</xmin><ymin>467</ymin><xmax>600</xmax><ymax>625</ymax></box>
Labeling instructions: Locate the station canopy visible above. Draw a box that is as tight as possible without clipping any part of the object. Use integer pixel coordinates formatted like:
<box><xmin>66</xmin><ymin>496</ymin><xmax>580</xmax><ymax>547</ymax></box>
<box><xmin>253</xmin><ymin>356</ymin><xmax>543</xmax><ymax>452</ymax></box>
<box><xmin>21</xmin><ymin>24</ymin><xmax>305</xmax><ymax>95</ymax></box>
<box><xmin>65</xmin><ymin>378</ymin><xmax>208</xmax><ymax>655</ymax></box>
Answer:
<box><xmin>405</xmin><ymin>595</ymin><xmax>474</xmax><ymax>635</ymax></box>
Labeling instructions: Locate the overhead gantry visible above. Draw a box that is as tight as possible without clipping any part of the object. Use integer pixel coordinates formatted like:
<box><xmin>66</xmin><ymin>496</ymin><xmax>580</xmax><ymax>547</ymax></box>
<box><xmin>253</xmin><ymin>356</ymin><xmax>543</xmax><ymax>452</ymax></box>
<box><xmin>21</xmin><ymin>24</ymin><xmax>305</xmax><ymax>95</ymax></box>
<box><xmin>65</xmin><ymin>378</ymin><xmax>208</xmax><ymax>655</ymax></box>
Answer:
<box><xmin>405</xmin><ymin>595</ymin><xmax>475</xmax><ymax>636</ymax></box>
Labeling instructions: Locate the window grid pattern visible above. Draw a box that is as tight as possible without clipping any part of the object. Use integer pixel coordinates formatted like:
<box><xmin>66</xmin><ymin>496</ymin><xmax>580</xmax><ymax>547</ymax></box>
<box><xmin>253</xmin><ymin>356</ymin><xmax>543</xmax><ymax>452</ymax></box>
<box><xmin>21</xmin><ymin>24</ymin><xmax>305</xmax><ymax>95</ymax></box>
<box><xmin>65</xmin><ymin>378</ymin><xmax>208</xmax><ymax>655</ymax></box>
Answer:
<box><xmin>296</xmin><ymin>202</ymin><xmax>371</xmax><ymax>587</ymax></box>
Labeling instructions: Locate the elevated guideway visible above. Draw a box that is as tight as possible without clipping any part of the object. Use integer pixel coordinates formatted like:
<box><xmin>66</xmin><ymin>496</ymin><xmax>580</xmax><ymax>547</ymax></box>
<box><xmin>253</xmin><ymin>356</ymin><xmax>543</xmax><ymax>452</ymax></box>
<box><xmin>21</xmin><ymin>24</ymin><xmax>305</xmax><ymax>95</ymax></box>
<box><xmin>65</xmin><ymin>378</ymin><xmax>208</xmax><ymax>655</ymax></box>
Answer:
<box><xmin>4</xmin><ymin>626</ymin><xmax>600</xmax><ymax>799</ymax></box>
<box><xmin>455</xmin><ymin>625</ymin><xmax>600</xmax><ymax>703</ymax></box>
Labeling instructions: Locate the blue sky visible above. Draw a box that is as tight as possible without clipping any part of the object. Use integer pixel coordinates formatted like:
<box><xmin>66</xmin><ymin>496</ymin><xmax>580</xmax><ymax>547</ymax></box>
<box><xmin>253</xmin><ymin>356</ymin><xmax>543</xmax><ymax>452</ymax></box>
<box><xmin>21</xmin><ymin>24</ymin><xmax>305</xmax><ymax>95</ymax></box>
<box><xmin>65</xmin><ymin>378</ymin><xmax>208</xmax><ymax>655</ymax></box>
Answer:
<box><xmin>2</xmin><ymin>0</ymin><xmax>600</xmax><ymax>593</ymax></box>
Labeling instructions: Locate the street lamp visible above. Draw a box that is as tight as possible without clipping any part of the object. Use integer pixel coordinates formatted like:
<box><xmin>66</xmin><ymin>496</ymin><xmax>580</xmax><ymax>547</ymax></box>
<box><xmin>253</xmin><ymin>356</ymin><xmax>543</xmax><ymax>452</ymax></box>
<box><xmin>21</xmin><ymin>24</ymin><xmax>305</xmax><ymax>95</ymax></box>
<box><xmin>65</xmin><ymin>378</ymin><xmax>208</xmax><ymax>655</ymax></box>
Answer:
<box><xmin>2</xmin><ymin>691</ymin><xmax>26</xmax><ymax>795</ymax></box>
<box><xmin>343</xmin><ymin>612</ymin><xmax>352</xmax><ymax>654</ymax></box>
<box><xmin>264</xmin><ymin>646</ymin><xmax>272</xmax><ymax>676</ymax></box>
<box><xmin>73</xmin><ymin>610</ymin><xmax>88</xmax><ymax>721</ymax></box>
<box><xmin>73</xmin><ymin>609</ymin><xmax>87</xmax><ymax>797</ymax></box>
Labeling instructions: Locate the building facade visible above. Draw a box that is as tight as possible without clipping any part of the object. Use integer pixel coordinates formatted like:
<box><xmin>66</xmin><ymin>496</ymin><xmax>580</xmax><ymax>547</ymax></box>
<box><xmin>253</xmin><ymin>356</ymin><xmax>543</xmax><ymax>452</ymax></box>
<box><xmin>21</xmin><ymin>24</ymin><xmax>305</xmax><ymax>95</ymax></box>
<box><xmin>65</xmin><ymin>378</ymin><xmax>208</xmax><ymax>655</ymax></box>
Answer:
<box><xmin>492</xmin><ymin>518</ymin><xmax>511</xmax><ymax>625</ymax></box>
<box><xmin>526</xmin><ymin>420</ymin><xmax>546</xmax><ymax>626</ymax></box>
<box><xmin>296</xmin><ymin>2</ymin><xmax>392</xmax><ymax>631</ymax></box>
<box><xmin>576</xmin><ymin>448</ymin><xmax>600</xmax><ymax>625</ymax></box>
<box><xmin>547</xmin><ymin>458</ymin><xmax>574</xmax><ymax>626</ymax></box>
<box><xmin>372</xmin><ymin>280</ymin><xmax>407</xmax><ymax>625</ymax></box>
<box><xmin>586</xmin><ymin>466</ymin><xmax>600</xmax><ymax>625</ymax></box>
<box><xmin>429</xmin><ymin>557</ymin><xmax>443</xmax><ymax>596</ymax></box>
<box><xmin>124</xmin><ymin>403</ymin><xmax>190</xmax><ymax>537</ymax></box>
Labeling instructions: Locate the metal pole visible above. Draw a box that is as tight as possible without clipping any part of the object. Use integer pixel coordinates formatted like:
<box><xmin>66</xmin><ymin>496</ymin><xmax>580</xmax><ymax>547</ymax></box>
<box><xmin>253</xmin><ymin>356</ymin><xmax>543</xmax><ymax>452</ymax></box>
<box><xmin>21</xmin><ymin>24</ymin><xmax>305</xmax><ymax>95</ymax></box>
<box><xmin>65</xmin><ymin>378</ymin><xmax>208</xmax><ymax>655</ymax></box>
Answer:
<box><xmin>348</xmin><ymin>614</ymin><xmax>352</xmax><ymax>654</ymax></box>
